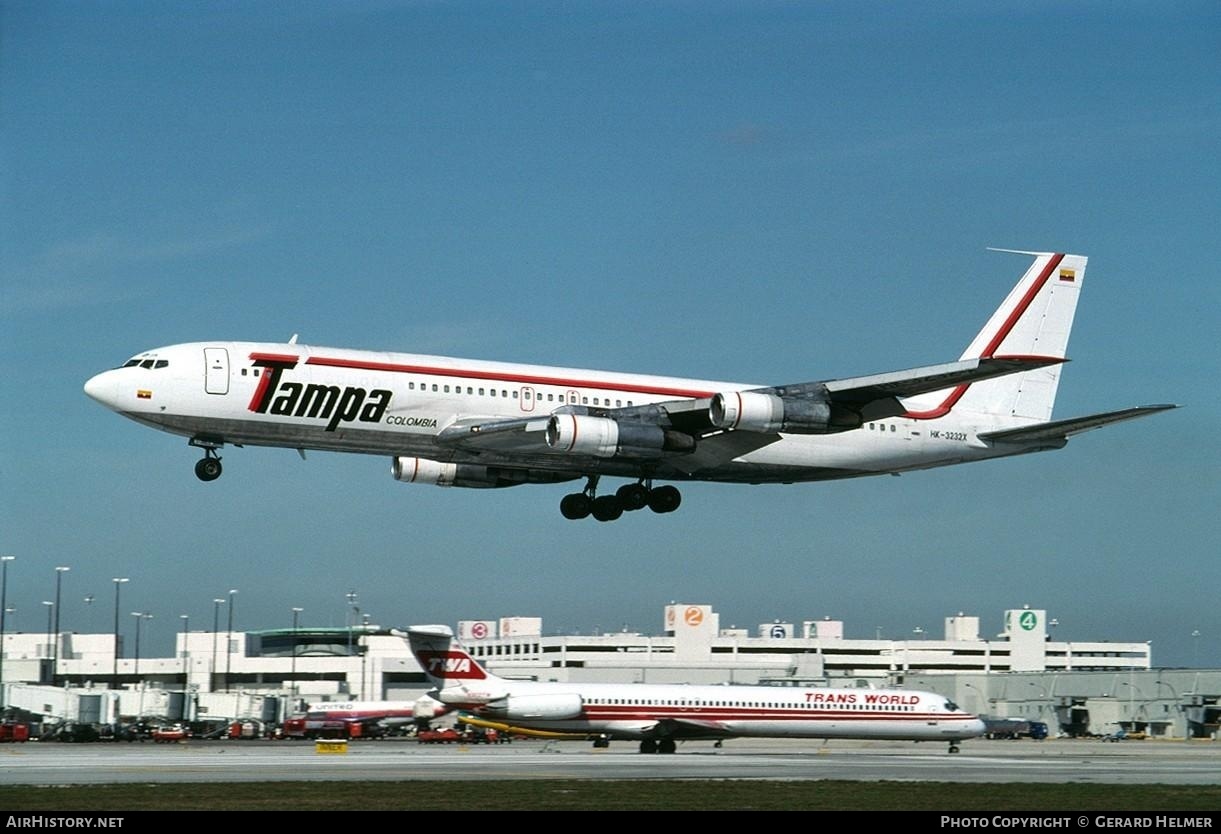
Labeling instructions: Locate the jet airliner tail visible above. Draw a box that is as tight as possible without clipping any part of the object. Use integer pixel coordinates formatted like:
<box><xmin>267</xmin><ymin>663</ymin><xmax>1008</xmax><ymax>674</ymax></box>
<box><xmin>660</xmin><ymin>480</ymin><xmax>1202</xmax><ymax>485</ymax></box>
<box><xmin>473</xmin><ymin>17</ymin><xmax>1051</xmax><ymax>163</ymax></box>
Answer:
<box><xmin>402</xmin><ymin>625</ymin><xmax>501</xmax><ymax>689</ymax></box>
<box><xmin>902</xmin><ymin>251</ymin><xmax>1085</xmax><ymax>424</ymax></box>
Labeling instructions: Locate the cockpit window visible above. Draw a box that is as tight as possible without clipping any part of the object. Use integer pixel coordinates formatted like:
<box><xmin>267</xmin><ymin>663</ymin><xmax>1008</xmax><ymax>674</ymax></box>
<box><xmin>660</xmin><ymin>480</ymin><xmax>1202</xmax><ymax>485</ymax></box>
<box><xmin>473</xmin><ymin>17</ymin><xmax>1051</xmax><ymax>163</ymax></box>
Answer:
<box><xmin>122</xmin><ymin>358</ymin><xmax>170</xmax><ymax>369</ymax></box>
<box><xmin>945</xmin><ymin>699</ymin><xmax>960</xmax><ymax>711</ymax></box>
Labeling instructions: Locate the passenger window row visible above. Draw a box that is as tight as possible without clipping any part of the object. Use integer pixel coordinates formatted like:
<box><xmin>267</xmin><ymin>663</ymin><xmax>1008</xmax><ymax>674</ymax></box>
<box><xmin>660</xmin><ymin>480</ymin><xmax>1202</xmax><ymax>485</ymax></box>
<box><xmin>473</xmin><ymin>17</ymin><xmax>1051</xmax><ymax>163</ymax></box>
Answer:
<box><xmin>405</xmin><ymin>380</ymin><xmax>632</xmax><ymax>408</ymax></box>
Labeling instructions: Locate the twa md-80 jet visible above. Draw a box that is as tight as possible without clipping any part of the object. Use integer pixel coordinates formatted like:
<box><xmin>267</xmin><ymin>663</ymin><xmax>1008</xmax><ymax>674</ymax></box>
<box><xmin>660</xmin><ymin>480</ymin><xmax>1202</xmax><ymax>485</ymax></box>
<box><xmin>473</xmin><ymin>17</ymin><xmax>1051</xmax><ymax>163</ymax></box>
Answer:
<box><xmin>84</xmin><ymin>251</ymin><xmax>1174</xmax><ymax>521</ymax></box>
<box><xmin>403</xmin><ymin>624</ymin><xmax>987</xmax><ymax>753</ymax></box>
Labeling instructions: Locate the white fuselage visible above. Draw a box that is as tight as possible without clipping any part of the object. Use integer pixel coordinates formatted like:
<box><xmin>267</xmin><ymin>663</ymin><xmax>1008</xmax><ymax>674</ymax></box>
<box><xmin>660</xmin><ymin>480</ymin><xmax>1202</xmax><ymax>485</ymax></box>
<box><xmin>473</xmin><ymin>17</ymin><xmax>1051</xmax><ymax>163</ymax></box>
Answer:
<box><xmin>438</xmin><ymin>679</ymin><xmax>986</xmax><ymax>743</ymax></box>
<box><xmin>84</xmin><ymin>340</ymin><xmax>1031</xmax><ymax>485</ymax></box>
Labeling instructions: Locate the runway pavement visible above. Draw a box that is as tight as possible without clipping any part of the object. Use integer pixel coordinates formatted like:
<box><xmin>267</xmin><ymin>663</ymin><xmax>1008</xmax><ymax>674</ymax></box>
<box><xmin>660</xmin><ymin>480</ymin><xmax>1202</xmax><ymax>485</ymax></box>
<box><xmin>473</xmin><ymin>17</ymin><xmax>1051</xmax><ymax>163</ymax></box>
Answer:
<box><xmin>2</xmin><ymin>737</ymin><xmax>1217</xmax><ymax>786</ymax></box>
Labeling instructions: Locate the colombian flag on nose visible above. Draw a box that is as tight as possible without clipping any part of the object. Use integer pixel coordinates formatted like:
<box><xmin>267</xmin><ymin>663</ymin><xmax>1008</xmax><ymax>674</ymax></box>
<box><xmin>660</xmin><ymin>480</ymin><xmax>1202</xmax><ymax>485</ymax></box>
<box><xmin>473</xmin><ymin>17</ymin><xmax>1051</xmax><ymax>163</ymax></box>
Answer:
<box><xmin>137</xmin><ymin>390</ymin><xmax>152</xmax><ymax>399</ymax></box>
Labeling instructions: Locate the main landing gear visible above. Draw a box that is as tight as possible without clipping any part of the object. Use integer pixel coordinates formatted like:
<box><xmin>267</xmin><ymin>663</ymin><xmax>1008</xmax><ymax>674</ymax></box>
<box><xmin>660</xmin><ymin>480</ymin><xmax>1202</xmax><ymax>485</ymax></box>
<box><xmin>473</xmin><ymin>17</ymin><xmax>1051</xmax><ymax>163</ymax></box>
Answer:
<box><xmin>638</xmin><ymin>738</ymin><xmax>677</xmax><ymax>754</ymax></box>
<box><xmin>190</xmin><ymin>438</ymin><xmax>223</xmax><ymax>482</ymax></box>
<box><xmin>559</xmin><ymin>476</ymin><xmax>682</xmax><ymax>522</ymax></box>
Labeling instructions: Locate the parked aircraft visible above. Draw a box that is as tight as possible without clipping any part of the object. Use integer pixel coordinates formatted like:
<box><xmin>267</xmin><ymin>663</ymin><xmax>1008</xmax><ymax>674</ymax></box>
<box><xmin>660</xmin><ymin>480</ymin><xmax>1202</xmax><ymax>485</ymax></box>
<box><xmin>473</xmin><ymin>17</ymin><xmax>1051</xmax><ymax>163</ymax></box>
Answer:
<box><xmin>283</xmin><ymin>696</ymin><xmax>447</xmax><ymax>738</ymax></box>
<box><xmin>401</xmin><ymin>624</ymin><xmax>987</xmax><ymax>753</ymax></box>
<box><xmin>84</xmin><ymin>250</ymin><xmax>1174</xmax><ymax>520</ymax></box>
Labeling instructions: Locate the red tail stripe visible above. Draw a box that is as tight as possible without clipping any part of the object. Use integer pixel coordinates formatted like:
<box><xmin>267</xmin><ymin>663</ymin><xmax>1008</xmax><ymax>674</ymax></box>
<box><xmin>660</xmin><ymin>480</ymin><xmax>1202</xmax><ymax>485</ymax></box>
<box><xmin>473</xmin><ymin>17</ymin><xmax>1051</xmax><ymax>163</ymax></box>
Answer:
<box><xmin>903</xmin><ymin>253</ymin><xmax>1064</xmax><ymax>420</ymax></box>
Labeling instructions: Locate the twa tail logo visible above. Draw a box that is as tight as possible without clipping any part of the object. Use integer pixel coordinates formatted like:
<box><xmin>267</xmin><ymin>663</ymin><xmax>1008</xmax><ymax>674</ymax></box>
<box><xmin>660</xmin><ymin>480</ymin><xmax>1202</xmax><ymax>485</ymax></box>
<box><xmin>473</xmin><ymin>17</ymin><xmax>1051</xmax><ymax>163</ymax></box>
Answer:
<box><xmin>416</xmin><ymin>650</ymin><xmax>486</xmax><ymax>680</ymax></box>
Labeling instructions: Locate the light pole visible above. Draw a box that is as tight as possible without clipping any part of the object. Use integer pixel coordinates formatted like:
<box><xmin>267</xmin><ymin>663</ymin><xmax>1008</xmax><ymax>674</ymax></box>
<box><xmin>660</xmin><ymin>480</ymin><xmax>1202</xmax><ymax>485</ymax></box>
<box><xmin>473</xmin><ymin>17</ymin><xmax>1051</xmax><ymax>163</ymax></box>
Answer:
<box><xmin>225</xmin><ymin>589</ymin><xmax>237</xmax><ymax>692</ymax></box>
<box><xmin>360</xmin><ymin>613</ymin><xmax>370</xmax><ymax>700</ymax></box>
<box><xmin>180</xmin><ymin>614</ymin><xmax>190</xmax><ymax>721</ymax></box>
<box><xmin>291</xmin><ymin>607</ymin><xmax>303</xmax><ymax>696</ymax></box>
<box><xmin>179</xmin><ymin>614</ymin><xmax>190</xmax><ymax>677</ymax></box>
<box><xmin>131</xmin><ymin>612</ymin><xmax>152</xmax><ymax>675</ymax></box>
<box><xmin>211</xmin><ymin>597</ymin><xmax>224</xmax><ymax>691</ymax></box>
<box><xmin>345</xmin><ymin>591</ymin><xmax>358</xmax><ymax>656</ymax></box>
<box><xmin>52</xmin><ymin>566</ymin><xmax>70</xmax><ymax>673</ymax></box>
<box><xmin>0</xmin><ymin>555</ymin><xmax>14</xmax><ymax>689</ymax></box>
<box><xmin>111</xmin><ymin>578</ymin><xmax>129</xmax><ymax>679</ymax></box>
<box><xmin>1191</xmin><ymin>630</ymin><xmax>1200</xmax><ymax>667</ymax></box>
<box><xmin>131</xmin><ymin>612</ymin><xmax>152</xmax><ymax>722</ymax></box>
<box><xmin>42</xmin><ymin>601</ymin><xmax>54</xmax><ymax>679</ymax></box>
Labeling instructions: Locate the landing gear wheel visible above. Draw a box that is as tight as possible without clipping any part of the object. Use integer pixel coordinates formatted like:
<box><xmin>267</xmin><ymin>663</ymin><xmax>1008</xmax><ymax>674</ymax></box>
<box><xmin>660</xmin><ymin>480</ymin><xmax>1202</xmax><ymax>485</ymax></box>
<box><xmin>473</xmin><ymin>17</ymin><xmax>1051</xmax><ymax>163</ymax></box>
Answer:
<box><xmin>194</xmin><ymin>457</ymin><xmax>222</xmax><ymax>482</ymax></box>
<box><xmin>560</xmin><ymin>493</ymin><xmax>592</xmax><ymax>520</ymax></box>
<box><xmin>646</xmin><ymin>484</ymin><xmax>681</xmax><ymax>514</ymax></box>
<box><xmin>591</xmin><ymin>495</ymin><xmax>624</xmax><ymax>522</ymax></box>
<box><xmin>592</xmin><ymin>736</ymin><xmax>610</xmax><ymax>749</ymax></box>
<box><xmin>948</xmin><ymin>743</ymin><xmax>961</xmax><ymax>754</ymax></box>
<box><xmin>639</xmin><ymin>739</ymin><xmax>657</xmax><ymax>754</ymax></box>
<box><xmin>658</xmin><ymin>738</ymin><xmax>677</xmax><ymax>754</ymax></box>
<box><xmin>616</xmin><ymin>483</ymin><xmax>649</xmax><ymax>511</ymax></box>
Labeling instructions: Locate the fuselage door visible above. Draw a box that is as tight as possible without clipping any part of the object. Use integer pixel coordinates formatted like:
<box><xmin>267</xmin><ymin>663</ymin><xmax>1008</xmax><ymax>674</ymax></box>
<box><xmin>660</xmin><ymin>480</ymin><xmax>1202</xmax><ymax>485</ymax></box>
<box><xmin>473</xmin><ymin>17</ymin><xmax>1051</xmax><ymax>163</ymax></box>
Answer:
<box><xmin>204</xmin><ymin>347</ymin><xmax>230</xmax><ymax>395</ymax></box>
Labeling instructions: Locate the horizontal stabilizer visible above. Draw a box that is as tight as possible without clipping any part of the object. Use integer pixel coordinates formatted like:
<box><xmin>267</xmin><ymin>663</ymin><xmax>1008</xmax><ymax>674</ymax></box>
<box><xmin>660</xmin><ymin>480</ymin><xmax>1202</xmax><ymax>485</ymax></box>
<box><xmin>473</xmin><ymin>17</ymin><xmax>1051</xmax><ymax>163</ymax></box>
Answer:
<box><xmin>978</xmin><ymin>404</ymin><xmax>1178</xmax><ymax>444</ymax></box>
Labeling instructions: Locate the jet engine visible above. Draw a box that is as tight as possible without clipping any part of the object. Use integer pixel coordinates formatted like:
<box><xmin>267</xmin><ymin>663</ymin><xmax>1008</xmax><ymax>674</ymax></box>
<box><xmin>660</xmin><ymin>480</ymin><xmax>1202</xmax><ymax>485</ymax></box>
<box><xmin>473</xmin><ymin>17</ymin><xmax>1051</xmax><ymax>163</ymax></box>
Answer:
<box><xmin>709</xmin><ymin>390</ymin><xmax>859</xmax><ymax>434</ymax></box>
<box><xmin>480</xmin><ymin>692</ymin><xmax>584</xmax><ymax>721</ymax></box>
<box><xmin>392</xmin><ymin>457</ymin><xmax>578</xmax><ymax>488</ymax></box>
<box><xmin>413</xmin><ymin>694</ymin><xmax>451</xmax><ymax>721</ymax></box>
<box><xmin>392</xmin><ymin>456</ymin><xmax>503</xmax><ymax>488</ymax></box>
<box><xmin>545</xmin><ymin>414</ymin><xmax>695</xmax><ymax>458</ymax></box>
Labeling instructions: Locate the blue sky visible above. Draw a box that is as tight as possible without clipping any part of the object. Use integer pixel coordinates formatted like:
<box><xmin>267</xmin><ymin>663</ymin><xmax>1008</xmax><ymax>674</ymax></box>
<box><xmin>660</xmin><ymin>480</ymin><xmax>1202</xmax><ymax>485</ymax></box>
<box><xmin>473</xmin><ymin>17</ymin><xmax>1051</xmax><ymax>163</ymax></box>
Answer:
<box><xmin>3</xmin><ymin>1</ymin><xmax>1217</xmax><ymax>665</ymax></box>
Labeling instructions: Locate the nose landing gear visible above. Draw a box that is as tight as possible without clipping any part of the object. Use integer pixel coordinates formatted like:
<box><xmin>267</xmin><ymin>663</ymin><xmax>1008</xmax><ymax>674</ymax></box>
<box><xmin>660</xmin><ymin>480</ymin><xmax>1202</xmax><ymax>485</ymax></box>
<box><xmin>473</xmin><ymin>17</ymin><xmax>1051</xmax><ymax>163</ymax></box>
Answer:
<box><xmin>190</xmin><ymin>438</ymin><xmax>224</xmax><ymax>482</ymax></box>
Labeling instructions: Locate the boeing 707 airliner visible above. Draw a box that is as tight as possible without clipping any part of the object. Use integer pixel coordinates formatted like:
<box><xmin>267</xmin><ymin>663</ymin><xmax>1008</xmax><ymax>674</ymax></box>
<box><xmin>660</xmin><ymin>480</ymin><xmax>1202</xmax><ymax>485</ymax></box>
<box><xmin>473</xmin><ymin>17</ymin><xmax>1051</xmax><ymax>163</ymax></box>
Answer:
<box><xmin>84</xmin><ymin>250</ymin><xmax>1175</xmax><ymax>521</ymax></box>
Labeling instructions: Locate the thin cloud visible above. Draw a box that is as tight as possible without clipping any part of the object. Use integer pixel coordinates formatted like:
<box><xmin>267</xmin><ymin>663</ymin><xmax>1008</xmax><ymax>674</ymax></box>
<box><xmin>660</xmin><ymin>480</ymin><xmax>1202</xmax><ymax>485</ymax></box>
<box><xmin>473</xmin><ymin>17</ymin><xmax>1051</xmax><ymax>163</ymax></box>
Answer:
<box><xmin>4</xmin><ymin>223</ymin><xmax>275</xmax><ymax>316</ymax></box>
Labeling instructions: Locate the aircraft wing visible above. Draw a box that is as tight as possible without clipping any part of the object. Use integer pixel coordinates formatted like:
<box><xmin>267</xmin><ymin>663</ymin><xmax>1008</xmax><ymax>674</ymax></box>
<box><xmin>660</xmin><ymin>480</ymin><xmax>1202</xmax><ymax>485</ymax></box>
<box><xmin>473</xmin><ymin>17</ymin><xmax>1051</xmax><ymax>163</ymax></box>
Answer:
<box><xmin>977</xmin><ymin>404</ymin><xmax>1178</xmax><ymax>444</ymax></box>
<box><xmin>649</xmin><ymin>717</ymin><xmax>735</xmax><ymax>740</ymax></box>
<box><xmin>806</xmin><ymin>356</ymin><xmax>1065</xmax><ymax>422</ymax></box>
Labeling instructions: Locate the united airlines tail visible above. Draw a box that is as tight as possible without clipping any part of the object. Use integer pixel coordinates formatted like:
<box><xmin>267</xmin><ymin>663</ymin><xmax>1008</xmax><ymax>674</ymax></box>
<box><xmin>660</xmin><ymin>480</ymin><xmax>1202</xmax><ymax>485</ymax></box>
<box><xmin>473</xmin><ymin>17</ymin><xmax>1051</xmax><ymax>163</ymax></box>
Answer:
<box><xmin>902</xmin><ymin>251</ymin><xmax>1085</xmax><ymax>424</ymax></box>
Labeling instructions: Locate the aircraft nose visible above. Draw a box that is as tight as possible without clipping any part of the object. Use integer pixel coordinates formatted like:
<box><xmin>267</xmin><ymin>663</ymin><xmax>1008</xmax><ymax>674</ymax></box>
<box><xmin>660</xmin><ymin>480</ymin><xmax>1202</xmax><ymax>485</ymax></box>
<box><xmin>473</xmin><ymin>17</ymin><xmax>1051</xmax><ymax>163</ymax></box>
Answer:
<box><xmin>84</xmin><ymin>370</ymin><xmax>118</xmax><ymax>408</ymax></box>
<box><xmin>968</xmin><ymin>717</ymin><xmax>988</xmax><ymax>737</ymax></box>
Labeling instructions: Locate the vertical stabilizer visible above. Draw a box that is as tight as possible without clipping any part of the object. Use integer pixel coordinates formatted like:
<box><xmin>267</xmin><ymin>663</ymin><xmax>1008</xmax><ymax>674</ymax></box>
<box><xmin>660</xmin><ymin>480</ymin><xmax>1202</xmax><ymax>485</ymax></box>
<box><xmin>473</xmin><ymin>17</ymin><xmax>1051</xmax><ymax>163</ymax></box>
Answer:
<box><xmin>406</xmin><ymin>625</ymin><xmax>501</xmax><ymax>689</ymax></box>
<box><xmin>903</xmin><ymin>251</ymin><xmax>1085</xmax><ymax>424</ymax></box>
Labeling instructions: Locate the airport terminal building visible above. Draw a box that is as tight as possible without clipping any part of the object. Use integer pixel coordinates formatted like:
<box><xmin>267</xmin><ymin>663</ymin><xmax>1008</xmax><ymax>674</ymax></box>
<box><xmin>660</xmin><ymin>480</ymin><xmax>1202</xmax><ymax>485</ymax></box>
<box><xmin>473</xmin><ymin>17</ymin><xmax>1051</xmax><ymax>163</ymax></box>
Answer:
<box><xmin>2</xmin><ymin>602</ymin><xmax>1217</xmax><ymax>739</ymax></box>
